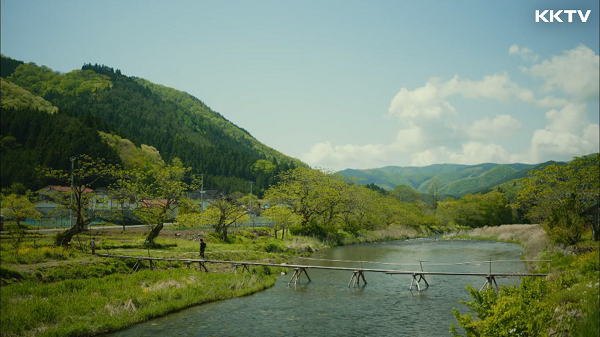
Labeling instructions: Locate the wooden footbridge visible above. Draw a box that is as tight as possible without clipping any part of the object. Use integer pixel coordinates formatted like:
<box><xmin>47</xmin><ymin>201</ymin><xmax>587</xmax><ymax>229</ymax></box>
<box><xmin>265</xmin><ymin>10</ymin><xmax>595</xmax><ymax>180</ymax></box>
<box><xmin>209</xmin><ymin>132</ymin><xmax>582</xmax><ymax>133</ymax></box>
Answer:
<box><xmin>97</xmin><ymin>253</ymin><xmax>549</xmax><ymax>292</ymax></box>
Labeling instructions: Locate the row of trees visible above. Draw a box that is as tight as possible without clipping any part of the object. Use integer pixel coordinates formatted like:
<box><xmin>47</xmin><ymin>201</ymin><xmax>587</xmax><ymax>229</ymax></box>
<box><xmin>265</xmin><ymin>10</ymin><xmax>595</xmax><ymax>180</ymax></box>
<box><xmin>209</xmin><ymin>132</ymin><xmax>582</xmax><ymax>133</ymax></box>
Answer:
<box><xmin>514</xmin><ymin>153</ymin><xmax>599</xmax><ymax>244</ymax></box>
<box><xmin>4</xmin><ymin>152</ymin><xmax>597</xmax><ymax>247</ymax></box>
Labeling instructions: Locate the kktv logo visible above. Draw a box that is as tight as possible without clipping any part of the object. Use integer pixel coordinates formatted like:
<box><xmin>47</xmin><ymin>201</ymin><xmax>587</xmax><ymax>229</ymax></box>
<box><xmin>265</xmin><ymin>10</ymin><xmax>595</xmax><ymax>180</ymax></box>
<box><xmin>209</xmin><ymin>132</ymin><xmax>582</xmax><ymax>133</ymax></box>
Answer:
<box><xmin>535</xmin><ymin>10</ymin><xmax>591</xmax><ymax>22</ymax></box>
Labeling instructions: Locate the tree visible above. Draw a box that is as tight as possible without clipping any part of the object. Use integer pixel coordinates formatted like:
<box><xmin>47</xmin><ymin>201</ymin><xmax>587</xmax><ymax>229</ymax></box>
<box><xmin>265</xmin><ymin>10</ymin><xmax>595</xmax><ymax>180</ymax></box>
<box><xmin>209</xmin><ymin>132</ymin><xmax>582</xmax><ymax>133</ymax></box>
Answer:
<box><xmin>1</xmin><ymin>193</ymin><xmax>41</xmax><ymax>228</ymax></box>
<box><xmin>125</xmin><ymin>158</ymin><xmax>199</xmax><ymax>246</ymax></box>
<box><xmin>437</xmin><ymin>197</ymin><xmax>482</xmax><ymax>228</ymax></box>
<box><xmin>515</xmin><ymin>154</ymin><xmax>599</xmax><ymax>243</ymax></box>
<box><xmin>40</xmin><ymin>155</ymin><xmax>120</xmax><ymax>246</ymax></box>
<box><xmin>201</xmin><ymin>195</ymin><xmax>249</xmax><ymax>242</ymax></box>
<box><xmin>338</xmin><ymin>185</ymin><xmax>381</xmax><ymax>234</ymax></box>
<box><xmin>427</xmin><ymin>178</ymin><xmax>442</xmax><ymax>208</ymax></box>
<box><xmin>264</xmin><ymin>167</ymin><xmax>349</xmax><ymax>228</ymax></box>
<box><xmin>392</xmin><ymin>184</ymin><xmax>421</xmax><ymax>203</ymax></box>
<box><xmin>544</xmin><ymin>196</ymin><xmax>587</xmax><ymax>245</ymax></box>
<box><xmin>263</xmin><ymin>205</ymin><xmax>301</xmax><ymax>239</ymax></box>
<box><xmin>105</xmin><ymin>187</ymin><xmax>137</xmax><ymax>231</ymax></box>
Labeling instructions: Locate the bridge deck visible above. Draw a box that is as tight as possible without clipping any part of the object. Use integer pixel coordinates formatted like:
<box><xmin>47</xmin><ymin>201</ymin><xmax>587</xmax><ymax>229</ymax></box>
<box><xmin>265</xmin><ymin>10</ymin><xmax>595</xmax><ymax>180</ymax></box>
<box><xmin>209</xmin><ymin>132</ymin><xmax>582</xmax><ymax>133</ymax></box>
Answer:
<box><xmin>97</xmin><ymin>254</ymin><xmax>548</xmax><ymax>277</ymax></box>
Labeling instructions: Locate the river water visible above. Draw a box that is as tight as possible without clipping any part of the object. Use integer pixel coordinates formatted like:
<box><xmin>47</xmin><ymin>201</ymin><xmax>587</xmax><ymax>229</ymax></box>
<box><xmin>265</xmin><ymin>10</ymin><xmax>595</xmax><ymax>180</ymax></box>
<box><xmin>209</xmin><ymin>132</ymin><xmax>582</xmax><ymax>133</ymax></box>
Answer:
<box><xmin>109</xmin><ymin>237</ymin><xmax>526</xmax><ymax>336</ymax></box>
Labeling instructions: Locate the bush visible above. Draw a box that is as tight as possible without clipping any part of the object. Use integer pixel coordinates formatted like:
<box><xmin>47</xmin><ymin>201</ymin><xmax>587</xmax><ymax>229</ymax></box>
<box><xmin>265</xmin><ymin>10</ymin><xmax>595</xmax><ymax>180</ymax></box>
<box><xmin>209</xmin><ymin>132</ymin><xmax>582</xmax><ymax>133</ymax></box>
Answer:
<box><xmin>450</xmin><ymin>278</ymin><xmax>553</xmax><ymax>336</ymax></box>
<box><xmin>543</xmin><ymin>201</ymin><xmax>586</xmax><ymax>246</ymax></box>
<box><xmin>261</xmin><ymin>241</ymin><xmax>286</xmax><ymax>253</ymax></box>
<box><xmin>289</xmin><ymin>222</ymin><xmax>329</xmax><ymax>240</ymax></box>
<box><xmin>0</xmin><ymin>266</ymin><xmax>27</xmax><ymax>283</ymax></box>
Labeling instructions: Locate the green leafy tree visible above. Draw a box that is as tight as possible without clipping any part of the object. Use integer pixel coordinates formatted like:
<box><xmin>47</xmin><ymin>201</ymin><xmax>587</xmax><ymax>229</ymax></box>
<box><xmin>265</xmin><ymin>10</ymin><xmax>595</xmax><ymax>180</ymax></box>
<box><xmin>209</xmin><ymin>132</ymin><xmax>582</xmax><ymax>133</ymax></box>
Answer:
<box><xmin>392</xmin><ymin>184</ymin><xmax>421</xmax><ymax>203</ymax></box>
<box><xmin>338</xmin><ymin>185</ymin><xmax>381</xmax><ymax>234</ymax></box>
<box><xmin>124</xmin><ymin>158</ymin><xmax>199</xmax><ymax>246</ymax></box>
<box><xmin>427</xmin><ymin>178</ymin><xmax>443</xmax><ymax>208</ymax></box>
<box><xmin>264</xmin><ymin>167</ymin><xmax>349</xmax><ymax>228</ymax></box>
<box><xmin>515</xmin><ymin>154</ymin><xmax>599</xmax><ymax>243</ymax></box>
<box><xmin>40</xmin><ymin>155</ymin><xmax>120</xmax><ymax>246</ymax></box>
<box><xmin>437</xmin><ymin>197</ymin><xmax>482</xmax><ymax>228</ymax></box>
<box><xmin>200</xmin><ymin>195</ymin><xmax>249</xmax><ymax>242</ymax></box>
<box><xmin>263</xmin><ymin>205</ymin><xmax>301</xmax><ymax>239</ymax></box>
<box><xmin>1</xmin><ymin>193</ymin><xmax>41</xmax><ymax>228</ymax></box>
<box><xmin>544</xmin><ymin>196</ymin><xmax>587</xmax><ymax>246</ymax></box>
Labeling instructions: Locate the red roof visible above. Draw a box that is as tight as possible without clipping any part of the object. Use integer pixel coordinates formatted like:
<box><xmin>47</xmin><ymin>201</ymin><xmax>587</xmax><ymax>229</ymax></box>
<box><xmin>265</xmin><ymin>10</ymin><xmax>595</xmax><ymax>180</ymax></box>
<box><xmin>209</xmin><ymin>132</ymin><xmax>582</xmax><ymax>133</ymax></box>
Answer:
<box><xmin>141</xmin><ymin>199</ymin><xmax>169</xmax><ymax>207</ymax></box>
<box><xmin>39</xmin><ymin>185</ymin><xmax>94</xmax><ymax>193</ymax></box>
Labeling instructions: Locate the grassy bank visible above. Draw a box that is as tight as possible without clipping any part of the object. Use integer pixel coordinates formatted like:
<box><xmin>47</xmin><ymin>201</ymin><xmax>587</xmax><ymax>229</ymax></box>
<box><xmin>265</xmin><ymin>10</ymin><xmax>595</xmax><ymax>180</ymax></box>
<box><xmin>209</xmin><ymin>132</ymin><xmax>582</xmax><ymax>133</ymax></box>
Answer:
<box><xmin>444</xmin><ymin>224</ymin><xmax>548</xmax><ymax>261</ymax></box>
<box><xmin>444</xmin><ymin>225</ymin><xmax>599</xmax><ymax>336</ymax></box>
<box><xmin>339</xmin><ymin>226</ymin><xmax>423</xmax><ymax>245</ymax></box>
<box><xmin>0</xmin><ymin>223</ymin><xmax>428</xmax><ymax>336</ymax></box>
<box><xmin>1</xmin><ymin>268</ymin><xmax>275</xmax><ymax>336</ymax></box>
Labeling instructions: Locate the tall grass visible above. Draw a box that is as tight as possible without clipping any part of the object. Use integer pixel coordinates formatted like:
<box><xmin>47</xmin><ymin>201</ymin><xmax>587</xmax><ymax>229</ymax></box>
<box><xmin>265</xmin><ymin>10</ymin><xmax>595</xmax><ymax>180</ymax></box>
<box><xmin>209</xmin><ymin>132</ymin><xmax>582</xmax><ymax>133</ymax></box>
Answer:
<box><xmin>1</xmin><ymin>269</ymin><xmax>276</xmax><ymax>336</ymax></box>
<box><xmin>444</xmin><ymin>224</ymin><xmax>547</xmax><ymax>259</ymax></box>
<box><xmin>341</xmin><ymin>226</ymin><xmax>421</xmax><ymax>245</ymax></box>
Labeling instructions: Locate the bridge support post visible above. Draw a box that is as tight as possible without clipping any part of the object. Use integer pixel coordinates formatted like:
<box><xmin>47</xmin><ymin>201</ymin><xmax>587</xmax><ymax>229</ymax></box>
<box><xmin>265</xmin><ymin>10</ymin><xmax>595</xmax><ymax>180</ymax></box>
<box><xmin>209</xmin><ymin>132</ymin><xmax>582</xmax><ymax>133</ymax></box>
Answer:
<box><xmin>479</xmin><ymin>275</ymin><xmax>499</xmax><ymax>293</ymax></box>
<box><xmin>409</xmin><ymin>273</ymin><xmax>429</xmax><ymax>291</ymax></box>
<box><xmin>130</xmin><ymin>259</ymin><xmax>143</xmax><ymax>274</ymax></box>
<box><xmin>235</xmin><ymin>263</ymin><xmax>250</xmax><ymax>274</ymax></box>
<box><xmin>288</xmin><ymin>267</ymin><xmax>311</xmax><ymax>286</ymax></box>
<box><xmin>348</xmin><ymin>270</ymin><xmax>367</xmax><ymax>288</ymax></box>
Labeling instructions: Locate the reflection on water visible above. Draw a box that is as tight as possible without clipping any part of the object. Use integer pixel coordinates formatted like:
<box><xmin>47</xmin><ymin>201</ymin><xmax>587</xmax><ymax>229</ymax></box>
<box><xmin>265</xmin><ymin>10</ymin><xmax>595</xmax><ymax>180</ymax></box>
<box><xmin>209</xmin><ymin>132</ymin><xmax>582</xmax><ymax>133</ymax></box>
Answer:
<box><xmin>108</xmin><ymin>238</ymin><xmax>525</xmax><ymax>336</ymax></box>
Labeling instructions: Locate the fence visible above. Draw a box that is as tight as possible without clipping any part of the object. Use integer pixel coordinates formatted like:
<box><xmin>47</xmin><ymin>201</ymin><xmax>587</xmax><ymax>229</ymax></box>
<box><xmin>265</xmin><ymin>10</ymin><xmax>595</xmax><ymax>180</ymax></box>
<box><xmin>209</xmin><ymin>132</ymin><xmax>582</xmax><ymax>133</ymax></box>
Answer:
<box><xmin>24</xmin><ymin>218</ymin><xmax>106</xmax><ymax>229</ymax></box>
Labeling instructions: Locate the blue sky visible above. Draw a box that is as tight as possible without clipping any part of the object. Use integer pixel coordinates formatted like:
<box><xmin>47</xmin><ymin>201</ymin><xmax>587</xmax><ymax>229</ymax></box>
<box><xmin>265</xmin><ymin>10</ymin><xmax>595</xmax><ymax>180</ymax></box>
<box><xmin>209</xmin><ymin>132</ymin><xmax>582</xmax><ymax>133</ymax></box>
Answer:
<box><xmin>2</xmin><ymin>0</ymin><xmax>598</xmax><ymax>170</ymax></box>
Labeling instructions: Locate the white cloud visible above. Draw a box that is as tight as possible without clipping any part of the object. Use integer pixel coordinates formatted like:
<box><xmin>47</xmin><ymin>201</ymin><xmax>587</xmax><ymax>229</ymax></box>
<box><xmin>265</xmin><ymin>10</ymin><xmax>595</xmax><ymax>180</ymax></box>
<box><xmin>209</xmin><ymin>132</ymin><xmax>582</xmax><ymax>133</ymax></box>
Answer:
<box><xmin>387</xmin><ymin>73</ymin><xmax>566</xmax><ymax>125</ymax></box>
<box><xmin>509</xmin><ymin>44</ymin><xmax>539</xmax><ymax>62</ymax></box>
<box><xmin>303</xmin><ymin>45</ymin><xmax>598</xmax><ymax>171</ymax></box>
<box><xmin>387</xmin><ymin>82</ymin><xmax>457</xmax><ymax>122</ymax></box>
<box><xmin>528</xmin><ymin>103</ymin><xmax>599</xmax><ymax>161</ymax></box>
<box><xmin>545</xmin><ymin>103</ymin><xmax>588</xmax><ymax>134</ymax></box>
<box><xmin>410</xmin><ymin>143</ymin><xmax>510</xmax><ymax>166</ymax></box>
<box><xmin>302</xmin><ymin>141</ymin><xmax>391</xmax><ymax>170</ymax></box>
<box><xmin>526</xmin><ymin>45</ymin><xmax>599</xmax><ymax>101</ymax></box>
<box><xmin>468</xmin><ymin>115</ymin><xmax>522</xmax><ymax>139</ymax></box>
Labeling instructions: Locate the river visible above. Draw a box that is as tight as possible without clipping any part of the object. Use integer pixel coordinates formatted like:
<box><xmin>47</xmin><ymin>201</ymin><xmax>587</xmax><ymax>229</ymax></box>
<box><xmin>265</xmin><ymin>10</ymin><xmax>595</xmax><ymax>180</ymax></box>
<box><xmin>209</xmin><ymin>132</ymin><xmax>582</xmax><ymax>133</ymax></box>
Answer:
<box><xmin>109</xmin><ymin>237</ymin><xmax>526</xmax><ymax>336</ymax></box>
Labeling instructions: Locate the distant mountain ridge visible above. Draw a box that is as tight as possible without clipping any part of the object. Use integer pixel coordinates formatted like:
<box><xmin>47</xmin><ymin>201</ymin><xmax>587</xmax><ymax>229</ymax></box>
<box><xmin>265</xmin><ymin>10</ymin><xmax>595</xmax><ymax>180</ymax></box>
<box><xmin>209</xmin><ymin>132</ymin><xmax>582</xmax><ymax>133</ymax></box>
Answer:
<box><xmin>339</xmin><ymin>161</ymin><xmax>560</xmax><ymax>197</ymax></box>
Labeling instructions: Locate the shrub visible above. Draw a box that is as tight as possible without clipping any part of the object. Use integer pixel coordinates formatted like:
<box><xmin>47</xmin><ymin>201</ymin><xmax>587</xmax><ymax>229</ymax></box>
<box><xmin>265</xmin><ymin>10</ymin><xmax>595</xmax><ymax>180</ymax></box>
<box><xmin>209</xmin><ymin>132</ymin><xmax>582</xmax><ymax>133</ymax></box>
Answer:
<box><xmin>289</xmin><ymin>222</ymin><xmax>329</xmax><ymax>240</ymax></box>
<box><xmin>0</xmin><ymin>266</ymin><xmax>27</xmax><ymax>282</ymax></box>
<box><xmin>543</xmin><ymin>200</ymin><xmax>586</xmax><ymax>246</ymax></box>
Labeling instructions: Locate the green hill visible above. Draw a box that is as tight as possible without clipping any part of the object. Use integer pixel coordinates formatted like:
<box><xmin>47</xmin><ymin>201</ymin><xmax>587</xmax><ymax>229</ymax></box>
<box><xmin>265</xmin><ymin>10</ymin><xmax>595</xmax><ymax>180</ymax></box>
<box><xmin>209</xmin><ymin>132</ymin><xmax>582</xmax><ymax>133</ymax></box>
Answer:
<box><xmin>1</xmin><ymin>55</ymin><xmax>305</xmax><ymax>195</ymax></box>
<box><xmin>439</xmin><ymin>165</ymin><xmax>519</xmax><ymax>196</ymax></box>
<box><xmin>340</xmin><ymin>162</ymin><xmax>541</xmax><ymax>197</ymax></box>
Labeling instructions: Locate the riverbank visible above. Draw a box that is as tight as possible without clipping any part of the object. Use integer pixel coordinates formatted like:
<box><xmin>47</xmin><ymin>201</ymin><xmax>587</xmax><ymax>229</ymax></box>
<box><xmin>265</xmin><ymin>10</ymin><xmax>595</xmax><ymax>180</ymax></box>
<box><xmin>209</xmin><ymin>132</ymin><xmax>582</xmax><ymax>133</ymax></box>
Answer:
<box><xmin>1</xmin><ymin>224</ymin><xmax>425</xmax><ymax>336</ymax></box>
<box><xmin>1</xmin><ymin>267</ymin><xmax>276</xmax><ymax>336</ymax></box>
<box><xmin>443</xmin><ymin>224</ymin><xmax>599</xmax><ymax>336</ymax></box>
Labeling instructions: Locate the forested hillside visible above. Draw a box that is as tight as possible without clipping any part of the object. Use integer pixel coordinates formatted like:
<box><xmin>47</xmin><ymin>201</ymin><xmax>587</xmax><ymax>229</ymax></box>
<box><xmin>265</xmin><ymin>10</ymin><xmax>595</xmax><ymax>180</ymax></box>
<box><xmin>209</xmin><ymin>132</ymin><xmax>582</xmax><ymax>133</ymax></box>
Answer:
<box><xmin>339</xmin><ymin>162</ymin><xmax>548</xmax><ymax>197</ymax></box>
<box><xmin>0</xmin><ymin>55</ymin><xmax>305</xmax><ymax>195</ymax></box>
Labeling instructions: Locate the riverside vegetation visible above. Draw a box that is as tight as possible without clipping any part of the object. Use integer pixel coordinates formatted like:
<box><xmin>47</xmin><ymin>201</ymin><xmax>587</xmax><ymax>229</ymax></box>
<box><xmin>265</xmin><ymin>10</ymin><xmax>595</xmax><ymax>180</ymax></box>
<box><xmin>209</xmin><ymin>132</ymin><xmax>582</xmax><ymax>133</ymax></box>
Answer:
<box><xmin>445</xmin><ymin>225</ymin><xmax>599</xmax><ymax>336</ymax></box>
<box><xmin>0</xmin><ymin>223</ymin><xmax>422</xmax><ymax>336</ymax></box>
<box><xmin>1</xmin><ymin>154</ymin><xmax>597</xmax><ymax>336</ymax></box>
<box><xmin>2</xmin><ymin>53</ymin><xmax>599</xmax><ymax>335</ymax></box>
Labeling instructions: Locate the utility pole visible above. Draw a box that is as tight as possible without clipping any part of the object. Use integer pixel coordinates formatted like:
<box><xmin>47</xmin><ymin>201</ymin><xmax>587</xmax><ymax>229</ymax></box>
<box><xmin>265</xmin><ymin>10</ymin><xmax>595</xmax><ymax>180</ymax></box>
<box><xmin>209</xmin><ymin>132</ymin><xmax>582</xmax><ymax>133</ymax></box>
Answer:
<box><xmin>70</xmin><ymin>157</ymin><xmax>76</xmax><ymax>228</ymax></box>
<box><xmin>200</xmin><ymin>174</ymin><xmax>204</xmax><ymax>228</ymax></box>
<box><xmin>200</xmin><ymin>174</ymin><xmax>205</xmax><ymax>211</ymax></box>
<box><xmin>249</xmin><ymin>181</ymin><xmax>254</xmax><ymax>228</ymax></box>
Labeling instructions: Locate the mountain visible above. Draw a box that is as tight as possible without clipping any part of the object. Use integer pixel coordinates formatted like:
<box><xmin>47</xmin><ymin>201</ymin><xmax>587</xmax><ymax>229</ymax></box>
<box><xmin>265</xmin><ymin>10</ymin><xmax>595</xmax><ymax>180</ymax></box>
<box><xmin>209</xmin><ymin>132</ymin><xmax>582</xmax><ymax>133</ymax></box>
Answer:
<box><xmin>0</xmin><ymin>55</ymin><xmax>305</xmax><ymax>195</ymax></box>
<box><xmin>338</xmin><ymin>162</ymin><xmax>555</xmax><ymax>197</ymax></box>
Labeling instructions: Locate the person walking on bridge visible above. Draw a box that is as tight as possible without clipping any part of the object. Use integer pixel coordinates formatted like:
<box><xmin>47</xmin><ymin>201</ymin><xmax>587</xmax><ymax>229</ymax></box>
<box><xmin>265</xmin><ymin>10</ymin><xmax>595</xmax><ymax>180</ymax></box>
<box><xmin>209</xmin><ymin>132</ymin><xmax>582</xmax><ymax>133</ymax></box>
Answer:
<box><xmin>200</xmin><ymin>239</ymin><xmax>206</xmax><ymax>259</ymax></box>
